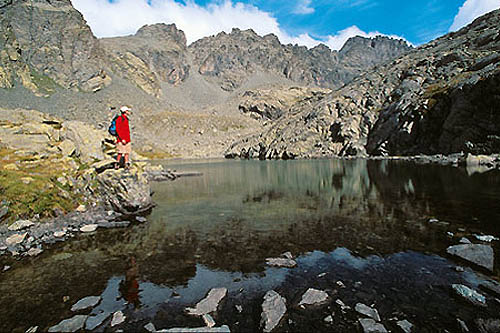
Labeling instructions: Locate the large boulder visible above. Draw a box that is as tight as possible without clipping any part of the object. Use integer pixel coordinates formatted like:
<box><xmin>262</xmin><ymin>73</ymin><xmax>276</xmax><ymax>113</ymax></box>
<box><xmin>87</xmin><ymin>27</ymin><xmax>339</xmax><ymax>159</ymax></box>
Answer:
<box><xmin>95</xmin><ymin>168</ymin><xmax>153</xmax><ymax>214</ymax></box>
<box><xmin>62</xmin><ymin>121</ymin><xmax>106</xmax><ymax>163</ymax></box>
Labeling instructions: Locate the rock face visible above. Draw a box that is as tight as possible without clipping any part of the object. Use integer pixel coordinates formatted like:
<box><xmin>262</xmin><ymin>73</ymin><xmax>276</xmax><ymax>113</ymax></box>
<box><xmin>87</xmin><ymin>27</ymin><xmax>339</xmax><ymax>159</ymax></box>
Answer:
<box><xmin>189</xmin><ymin>29</ymin><xmax>411</xmax><ymax>92</ymax></box>
<box><xmin>226</xmin><ymin>9</ymin><xmax>500</xmax><ymax>159</ymax></box>
<box><xmin>100</xmin><ymin>23</ymin><xmax>189</xmax><ymax>97</ymax></box>
<box><xmin>0</xmin><ymin>0</ymin><xmax>109</xmax><ymax>93</ymax></box>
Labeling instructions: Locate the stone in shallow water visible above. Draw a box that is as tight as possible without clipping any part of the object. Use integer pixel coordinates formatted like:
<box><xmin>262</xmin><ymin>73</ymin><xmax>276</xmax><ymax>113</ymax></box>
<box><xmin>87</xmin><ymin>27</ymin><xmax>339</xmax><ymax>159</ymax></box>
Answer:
<box><xmin>397</xmin><ymin>319</ymin><xmax>414</xmax><ymax>333</ymax></box>
<box><xmin>480</xmin><ymin>280</ymin><xmax>500</xmax><ymax>298</ymax></box>
<box><xmin>71</xmin><ymin>295</ymin><xmax>101</xmax><ymax>312</ymax></box>
<box><xmin>144</xmin><ymin>322</ymin><xmax>156</xmax><ymax>332</ymax></box>
<box><xmin>156</xmin><ymin>325</ymin><xmax>231</xmax><ymax>332</ymax></box>
<box><xmin>475</xmin><ymin>318</ymin><xmax>500</xmax><ymax>333</ymax></box>
<box><xmin>355</xmin><ymin>303</ymin><xmax>381</xmax><ymax>322</ymax></box>
<box><xmin>359</xmin><ymin>318</ymin><xmax>387</xmax><ymax>333</ymax></box>
<box><xmin>452</xmin><ymin>284</ymin><xmax>486</xmax><ymax>307</ymax></box>
<box><xmin>298</xmin><ymin>288</ymin><xmax>329</xmax><ymax>306</ymax></box>
<box><xmin>203</xmin><ymin>314</ymin><xmax>216</xmax><ymax>327</ymax></box>
<box><xmin>186</xmin><ymin>288</ymin><xmax>227</xmax><ymax>316</ymax></box>
<box><xmin>446</xmin><ymin>244</ymin><xmax>494</xmax><ymax>271</ymax></box>
<box><xmin>111</xmin><ymin>310</ymin><xmax>126</xmax><ymax>327</ymax></box>
<box><xmin>8</xmin><ymin>219</ymin><xmax>34</xmax><ymax>231</ymax></box>
<box><xmin>85</xmin><ymin>312</ymin><xmax>111</xmax><ymax>330</ymax></box>
<box><xmin>48</xmin><ymin>315</ymin><xmax>88</xmax><ymax>332</ymax></box>
<box><xmin>261</xmin><ymin>290</ymin><xmax>286</xmax><ymax>333</ymax></box>
<box><xmin>54</xmin><ymin>230</ymin><xmax>66</xmax><ymax>238</ymax></box>
<box><xmin>265</xmin><ymin>257</ymin><xmax>297</xmax><ymax>268</ymax></box>
<box><xmin>26</xmin><ymin>247</ymin><xmax>43</xmax><ymax>257</ymax></box>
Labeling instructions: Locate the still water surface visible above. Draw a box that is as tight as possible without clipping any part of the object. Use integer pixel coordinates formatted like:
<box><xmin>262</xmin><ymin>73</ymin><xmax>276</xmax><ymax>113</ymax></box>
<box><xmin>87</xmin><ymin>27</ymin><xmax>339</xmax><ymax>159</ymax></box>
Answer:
<box><xmin>1</xmin><ymin>159</ymin><xmax>499</xmax><ymax>332</ymax></box>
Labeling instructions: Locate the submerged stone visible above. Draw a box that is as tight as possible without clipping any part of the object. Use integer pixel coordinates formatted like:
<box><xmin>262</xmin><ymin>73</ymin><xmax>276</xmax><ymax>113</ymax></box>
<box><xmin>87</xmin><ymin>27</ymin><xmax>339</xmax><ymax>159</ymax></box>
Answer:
<box><xmin>446</xmin><ymin>244</ymin><xmax>494</xmax><ymax>271</ymax></box>
<box><xmin>186</xmin><ymin>288</ymin><xmax>227</xmax><ymax>316</ymax></box>
<box><xmin>298</xmin><ymin>288</ymin><xmax>329</xmax><ymax>306</ymax></box>
<box><xmin>359</xmin><ymin>318</ymin><xmax>387</xmax><ymax>333</ymax></box>
<box><xmin>265</xmin><ymin>257</ymin><xmax>297</xmax><ymax>268</ymax></box>
<box><xmin>71</xmin><ymin>296</ymin><xmax>101</xmax><ymax>312</ymax></box>
<box><xmin>397</xmin><ymin>319</ymin><xmax>414</xmax><ymax>333</ymax></box>
<box><xmin>452</xmin><ymin>284</ymin><xmax>486</xmax><ymax>307</ymax></box>
<box><xmin>48</xmin><ymin>315</ymin><xmax>87</xmax><ymax>332</ymax></box>
<box><xmin>480</xmin><ymin>280</ymin><xmax>500</xmax><ymax>297</ymax></box>
<box><xmin>85</xmin><ymin>312</ymin><xmax>110</xmax><ymax>330</ymax></box>
<box><xmin>355</xmin><ymin>303</ymin><xmax>381</xmax><ymax>322</ymax></box>
<box><xmin>261</xmin><ymin>290</ymin><xmax>286</xmax><ymax>333</ymax></box>
<box><xmin>156</xmin><ymin>325</ymin><xmax>230</xmax><ymax>332</ymax></box>
<box><xmin>111</xmin><ymin>310</ymin><xmax>126</xmax><ymax>327</ymax></box>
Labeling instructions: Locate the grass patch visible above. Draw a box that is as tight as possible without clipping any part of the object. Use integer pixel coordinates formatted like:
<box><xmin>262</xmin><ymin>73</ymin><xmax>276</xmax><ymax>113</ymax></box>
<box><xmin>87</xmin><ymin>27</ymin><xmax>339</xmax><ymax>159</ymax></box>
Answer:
<box><xmin>30</xmin><ymin>69</ymin><xmax>60</xmax><ymax>95</ymax></box>
<box><xmin>0</xmin><ymin>148</ymin><xmax>80</xmax><ymax>224</ymax></box>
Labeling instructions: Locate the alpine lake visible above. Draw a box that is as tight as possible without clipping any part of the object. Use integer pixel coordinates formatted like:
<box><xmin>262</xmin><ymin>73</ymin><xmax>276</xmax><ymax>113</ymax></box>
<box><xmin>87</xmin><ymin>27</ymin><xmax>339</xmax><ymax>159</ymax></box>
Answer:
<box><xmin>1</xmin><ymin>158</ymin><xmax>499</xmax><ymax>332</ymax></box>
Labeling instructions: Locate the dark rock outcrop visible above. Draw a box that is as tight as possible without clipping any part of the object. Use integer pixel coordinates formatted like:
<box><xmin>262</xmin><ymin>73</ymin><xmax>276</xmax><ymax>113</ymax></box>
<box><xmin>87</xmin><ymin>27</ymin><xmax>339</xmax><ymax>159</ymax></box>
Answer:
<box><xmin>226</xmin><ymin>9</ymin><xmax>500</xmax><ymax>159</ymax></box>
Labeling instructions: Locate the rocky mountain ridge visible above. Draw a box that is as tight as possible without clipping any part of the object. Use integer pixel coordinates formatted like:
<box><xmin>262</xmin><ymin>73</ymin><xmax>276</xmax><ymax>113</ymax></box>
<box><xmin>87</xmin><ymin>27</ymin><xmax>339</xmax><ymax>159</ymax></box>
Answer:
<box><xmin>226</xmin><ymin>8</ymin><xmax>500</xmax><ymax>159</ymax></box>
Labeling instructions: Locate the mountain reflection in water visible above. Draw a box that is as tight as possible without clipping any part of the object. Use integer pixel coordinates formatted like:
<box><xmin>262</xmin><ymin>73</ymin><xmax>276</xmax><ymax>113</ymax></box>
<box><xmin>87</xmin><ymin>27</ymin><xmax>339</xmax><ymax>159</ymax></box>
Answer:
<box><xmin>0</xmin><ymin>159</ymin><xmax>499</xmax><ymax>332</ymax></box>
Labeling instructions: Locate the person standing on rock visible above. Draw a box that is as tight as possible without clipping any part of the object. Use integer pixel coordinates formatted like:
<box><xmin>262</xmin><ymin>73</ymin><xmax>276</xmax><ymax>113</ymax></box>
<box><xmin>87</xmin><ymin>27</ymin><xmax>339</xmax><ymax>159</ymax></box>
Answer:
<box><xmin>115</xmin><ymin>106</ymin><xmax>132</xmax><ymax>169</ymax></box>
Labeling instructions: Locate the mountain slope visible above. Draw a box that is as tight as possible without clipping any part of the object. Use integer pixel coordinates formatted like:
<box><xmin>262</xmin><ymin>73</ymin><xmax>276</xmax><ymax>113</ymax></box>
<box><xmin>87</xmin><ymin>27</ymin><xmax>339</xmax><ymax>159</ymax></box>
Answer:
<box><xmin>225</xmin><ymin>9</ymin><xmax>500</xmax><ymax>159</ymax></box>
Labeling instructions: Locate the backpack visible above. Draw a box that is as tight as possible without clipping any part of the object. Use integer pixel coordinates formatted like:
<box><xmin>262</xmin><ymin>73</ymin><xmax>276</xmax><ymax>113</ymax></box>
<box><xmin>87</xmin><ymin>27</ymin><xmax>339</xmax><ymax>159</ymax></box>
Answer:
<box><xmin>108</xmin><ymin>115</ymin><xmax>119</xmax><ymax>136</ymax></box>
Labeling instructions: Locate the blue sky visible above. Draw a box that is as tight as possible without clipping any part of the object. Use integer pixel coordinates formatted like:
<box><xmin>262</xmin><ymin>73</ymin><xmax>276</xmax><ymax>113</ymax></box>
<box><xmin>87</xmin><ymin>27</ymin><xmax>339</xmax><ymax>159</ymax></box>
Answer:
<box><xmin>71</xmin><ymin>0</ymin><xmax>500</xmax><ymax>50</ymax></box>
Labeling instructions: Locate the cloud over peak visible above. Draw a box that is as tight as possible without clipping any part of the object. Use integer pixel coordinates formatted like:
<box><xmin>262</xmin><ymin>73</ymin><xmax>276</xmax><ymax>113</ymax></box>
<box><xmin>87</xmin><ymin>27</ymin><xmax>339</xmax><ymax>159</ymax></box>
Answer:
<box><xmin>449</xmin><ymin>0</ymin><xmax>500</xmax><ymax>31</ymax></box>
<box><xmin>71</xmin><ymin>0</ymin><xmax>407</xmax><ymax>50</ymax></box>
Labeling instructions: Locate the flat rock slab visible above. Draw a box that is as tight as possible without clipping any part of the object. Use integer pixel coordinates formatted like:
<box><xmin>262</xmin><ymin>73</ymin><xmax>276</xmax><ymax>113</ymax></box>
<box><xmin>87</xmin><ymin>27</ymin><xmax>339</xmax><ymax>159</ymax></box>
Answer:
<box><xmin>6</xmin><ymin>232</ymin><xmax>27</xmax><ymax>245</ymax></box>
<box><xmin>186</xmin><ymin>288</ymin><xmax>227</xmax><ymax>316</ymax></box>
<box><xmin>299</xmin><ymin>288</ymin><xmax>329</xmax><ymax>306</ymax></box>
<box><xmin>85</xmin><ymin>312</ymin><xmax>111</xmax><ymax>330</ymax></box>
<box><xmin>8</xmin><ymin>219</ymin><xmax>34</xmax><ymax>231</ymax></box>
<box><xmin>26</xmin><ymin>247</ymin><xmax>43</xmax><ymax>257</ymax></box>
<box><xmin>452</xmin><ymin>284</ymin><xmax>486</xmax><ymax>307</ymax></box>
<box><xmin>156</xmin><ymin>325</ymin><xmax>230</xmax><ymax>332</ymax></box>
<box><xmin>359</xmin><ymin>318</ymin><xmax>388</xmax><ymax>333</ymax></box>
<box><xmin>111</xmin><ymin>310</ymin><xmax>126</xmax><ymax>327</ymax></box>
<box><xmin>71</xmin><ymin>296</ymin><xmax>101</xmax><ymax>312</ymax></box>
<box><xmin>355</xmin><ymin>303</ymin><xmax>381</xmax><ymax>321</ymax></box>
<box><xmin>80</xmin><ymin>224</ymin><xmax>98</xmax><ymax>233</ymax></box>
<box><xmin>48</xmin><ymin>315</ymin><xmax>88</xmax><ymax>332</ymax></box>
<box><xmin>397</xmin><ymin>319</ymin><xmax>414</xmax><ymax>333</ymax></box>
<box><xmin>447</xmin><ymin>244</ymin><xmax>494</xmax><ymax>271</ymax></box>
<box><xmin>265</xmin><ymin>257</ymin><xmax>297</xmax><ymax>268</ymax></box>
<box><xmin>261</xmin><ymin>290</ymin><xmax>287</xmax><ymax>333</ymax></box>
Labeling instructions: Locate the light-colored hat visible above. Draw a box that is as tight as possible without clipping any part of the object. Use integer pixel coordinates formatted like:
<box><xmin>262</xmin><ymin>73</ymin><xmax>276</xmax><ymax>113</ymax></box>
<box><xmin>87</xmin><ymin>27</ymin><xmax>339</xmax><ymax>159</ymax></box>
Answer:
<box><xmin>120</xmin><ymin>106</ymin><xmax>131</xmax><ymax>113</ymax></box>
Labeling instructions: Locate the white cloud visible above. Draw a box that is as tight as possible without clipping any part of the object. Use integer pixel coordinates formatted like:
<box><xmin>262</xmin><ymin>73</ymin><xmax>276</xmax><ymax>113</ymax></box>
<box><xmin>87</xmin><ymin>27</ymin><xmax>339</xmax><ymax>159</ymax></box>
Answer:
<box><xmin>70</xmin><ymin>0</ymin><xmax>407</xmax><ymax>51</ymax></box>
<box><xmin>293</xmin><ymin>0</ymin><xmax>315</xmax><ymax>15</ymax></box>
<box><xmin>449</xmin><ymin>0</ymin><xmax>500</xmax><ymax>31</ymax></box>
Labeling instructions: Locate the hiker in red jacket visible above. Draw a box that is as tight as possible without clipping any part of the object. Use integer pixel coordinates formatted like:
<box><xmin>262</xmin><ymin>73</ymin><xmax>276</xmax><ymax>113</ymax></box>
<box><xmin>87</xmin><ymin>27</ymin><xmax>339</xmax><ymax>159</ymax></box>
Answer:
<box><xmin>116</xmin><ymin>106</ymin><xmax>132</xmax><ymax>169</ymax></box>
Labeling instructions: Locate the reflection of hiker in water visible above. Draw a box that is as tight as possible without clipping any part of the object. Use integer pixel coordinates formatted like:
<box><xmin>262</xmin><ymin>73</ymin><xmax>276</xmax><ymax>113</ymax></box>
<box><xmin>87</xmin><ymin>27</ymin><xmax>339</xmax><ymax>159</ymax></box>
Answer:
<box><xmin>119</xmin><ymin>256</ymin><xmax>140</xmax><ymax>308</ymax></box>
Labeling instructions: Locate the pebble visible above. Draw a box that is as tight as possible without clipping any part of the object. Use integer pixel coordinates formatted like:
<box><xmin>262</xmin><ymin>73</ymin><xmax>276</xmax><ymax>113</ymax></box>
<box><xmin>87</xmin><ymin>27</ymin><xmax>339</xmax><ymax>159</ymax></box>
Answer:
<box><xmin>144</xmin><ymin>323</ymin><xmax>156</xmax><ymax>332</ymax></box>
<box><xmin>80</xmin><ymin>224</ymin><xmax>98</xmax><ymax>233</ymax></box>
<box><xmin>26</xmin><ymin>247</ymin><xmax>43</xmax><ymax>257</ymax></box>
<box><xmin>203</xmin><ymin>314</ymin><xmax>216</xmax><ymax>328</ymax></box>
<box><xmin>54</xmin><ymin>231</ymin><xmax>66</xmax><ymax>238</ymax></box>
<box><xmin>7</xmin><ymin>219</ymin><xmax>34</xmax><ymax>231</ymax></box>
<box><xmin>324</xmin><ymin>315</ymin><xmax>334</xmax><ymax>323</ymax></box>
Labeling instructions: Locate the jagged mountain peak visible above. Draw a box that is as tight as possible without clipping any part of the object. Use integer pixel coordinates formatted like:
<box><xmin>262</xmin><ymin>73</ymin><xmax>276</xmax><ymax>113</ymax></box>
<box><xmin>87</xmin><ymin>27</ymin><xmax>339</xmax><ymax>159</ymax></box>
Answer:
<box><xmin>134</xmin><ymin>23</ymin><xmax>187</xmax><ymax>46</ymax></box>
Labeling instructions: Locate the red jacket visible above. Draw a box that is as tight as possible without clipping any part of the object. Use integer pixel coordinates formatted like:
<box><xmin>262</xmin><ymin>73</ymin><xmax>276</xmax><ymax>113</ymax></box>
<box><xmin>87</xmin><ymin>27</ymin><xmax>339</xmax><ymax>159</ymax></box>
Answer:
<box><xmin>116</xmin><ymin>114</ymin><xmax>131</xmax><ymax>143</ymax></box>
